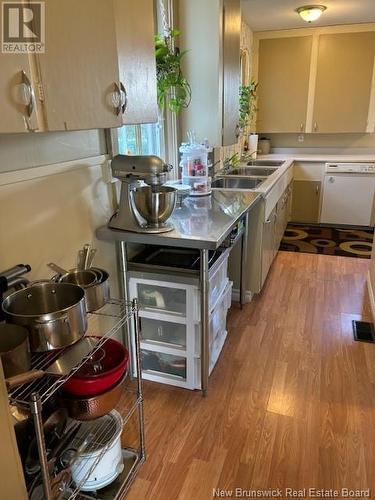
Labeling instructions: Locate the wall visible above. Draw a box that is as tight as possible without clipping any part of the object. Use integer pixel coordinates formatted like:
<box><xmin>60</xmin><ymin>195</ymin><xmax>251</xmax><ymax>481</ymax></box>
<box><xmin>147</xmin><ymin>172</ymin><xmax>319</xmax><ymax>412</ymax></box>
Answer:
<box><xmin>0</xmin><ymin>129</ymin><xmax>106</xmax><ymax>173</ymax></box>
<box><xmin>267</xmin><ymin>133</ymin><xmax>375</xmax><ymax>151</ymax></box>
<box><xmin>0</xmin><ymin>130</ymin><xmax>120</xmax><ymax>295</ymax></box>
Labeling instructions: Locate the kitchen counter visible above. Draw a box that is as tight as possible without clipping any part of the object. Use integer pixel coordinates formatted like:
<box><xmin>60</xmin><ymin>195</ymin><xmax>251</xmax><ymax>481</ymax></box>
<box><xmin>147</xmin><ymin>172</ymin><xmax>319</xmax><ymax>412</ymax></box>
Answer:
<box><xmin>97</xmin><ymin>189</ymin><xmax>261</xmax><ymax>250</ymax></box>
<box><xmin>259</xmin><ymin>153</ymin><xmax>375</xmax><ymax>162</ymax></box>
<box><xmin>97</xmin><ymin>189</ymin><xmax>261</xmax><ymax>397</ymax></box>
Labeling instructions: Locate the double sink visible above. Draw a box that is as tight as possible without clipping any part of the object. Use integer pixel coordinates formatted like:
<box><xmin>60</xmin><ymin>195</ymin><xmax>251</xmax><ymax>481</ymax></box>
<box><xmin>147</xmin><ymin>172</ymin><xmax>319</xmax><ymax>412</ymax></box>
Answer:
<box><xmin>212</xmin><ymin>160</ymin><xmax>283</xmax><ymax>190</ymax></box>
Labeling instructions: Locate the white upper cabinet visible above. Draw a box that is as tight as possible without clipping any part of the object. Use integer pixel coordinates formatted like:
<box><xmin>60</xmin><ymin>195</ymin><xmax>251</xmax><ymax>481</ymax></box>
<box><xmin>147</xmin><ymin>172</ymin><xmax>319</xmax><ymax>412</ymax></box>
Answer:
<box><xmin>312</xmin><ymin>32</ymin><xmax>375</xmax><ymax>133</ymax></box>
<box><xmin>257</xmin><ymin>36</ymin><xmax>313</xmax><ymax>133</ymax></box>
<box><xmin>37</xmin><ymin>0</ymin><xmax>122</xmax><ymax>131</ymax></box>
<box><xmin>114</xmin><ymin>0</ymin><xmax>158</xmax><ymax>125</ymax></box>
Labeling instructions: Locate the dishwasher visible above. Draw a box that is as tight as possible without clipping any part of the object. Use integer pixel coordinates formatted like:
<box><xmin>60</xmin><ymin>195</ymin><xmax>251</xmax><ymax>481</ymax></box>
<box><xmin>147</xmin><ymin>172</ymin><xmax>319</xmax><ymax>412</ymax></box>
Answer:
<box><xmin>320</xmin><ymin>163</ymin><xmax>375</xmax><ymax>226</ymax></box>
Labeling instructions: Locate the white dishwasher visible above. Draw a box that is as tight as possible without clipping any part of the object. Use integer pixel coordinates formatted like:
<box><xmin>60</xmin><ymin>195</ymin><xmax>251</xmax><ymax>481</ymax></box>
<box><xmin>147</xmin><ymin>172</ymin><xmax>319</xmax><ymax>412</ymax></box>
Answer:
<box><xmin>320</xmin><ymin>163</ymin><xmax>375</xmax><ymax>226</ymax></box>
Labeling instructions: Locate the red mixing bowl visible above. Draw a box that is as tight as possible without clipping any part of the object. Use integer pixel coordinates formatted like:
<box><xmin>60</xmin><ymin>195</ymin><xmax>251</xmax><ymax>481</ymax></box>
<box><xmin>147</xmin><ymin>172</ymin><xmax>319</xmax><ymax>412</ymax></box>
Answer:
<box><xmin>63</xmin><ymin>337</ymin><xmax>129</xmax><ymax>397</ymax></box>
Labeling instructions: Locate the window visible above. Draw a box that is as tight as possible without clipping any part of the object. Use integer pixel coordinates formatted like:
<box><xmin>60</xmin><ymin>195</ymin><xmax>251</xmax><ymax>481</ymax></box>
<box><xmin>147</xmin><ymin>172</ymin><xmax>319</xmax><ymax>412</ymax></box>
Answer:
<box><xmin>118</xmin><ymin>122</ymin><xmax>163</xmax><ymax>157</ymax></box>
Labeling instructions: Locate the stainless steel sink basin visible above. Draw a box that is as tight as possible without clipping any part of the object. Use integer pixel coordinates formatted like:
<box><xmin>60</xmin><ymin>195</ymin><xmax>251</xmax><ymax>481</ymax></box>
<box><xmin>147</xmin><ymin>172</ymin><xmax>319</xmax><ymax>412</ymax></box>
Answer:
<box><xmin>246</xmin><ymin>160</ymin><xmax>284</xmax><ymax>167</ymax></box>
<box><xmin>229</xmin><ymin>167</ymin><xmax>278</xmax><ymax>177</ymax></box>
<box><xmin>212</xmin><ymin>177</ymin><xmax>264</xmax><ymax>189</ymax></box>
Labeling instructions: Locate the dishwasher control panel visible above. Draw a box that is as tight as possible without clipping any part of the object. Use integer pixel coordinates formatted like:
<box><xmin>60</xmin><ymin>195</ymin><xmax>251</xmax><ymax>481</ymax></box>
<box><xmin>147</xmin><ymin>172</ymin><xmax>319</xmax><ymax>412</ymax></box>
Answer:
<box><xmin>325</xmin><ymin>162</ymin><xmax>375</xmax><ymax>173</ymax></box>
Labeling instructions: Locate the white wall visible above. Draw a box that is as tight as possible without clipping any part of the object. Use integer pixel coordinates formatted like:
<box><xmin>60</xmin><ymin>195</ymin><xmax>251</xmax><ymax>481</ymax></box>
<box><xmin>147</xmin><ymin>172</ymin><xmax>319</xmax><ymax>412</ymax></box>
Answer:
<box><xmin>0</xmin><ymin>131</ymin><xmax>120</xmax><ymax>296</ymax></box>
<box><xmin>0</xmin><ymin>130</ymin><xmax>106</xmax><ymax>173</ymax></box>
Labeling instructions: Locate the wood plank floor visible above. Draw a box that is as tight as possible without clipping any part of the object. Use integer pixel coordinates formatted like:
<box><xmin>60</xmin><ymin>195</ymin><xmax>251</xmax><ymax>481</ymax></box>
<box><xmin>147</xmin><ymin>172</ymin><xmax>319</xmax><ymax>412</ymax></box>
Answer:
<box><xmin>127</xmin><ymin>252</ymin><xmax>374</xmax><ymax>499</ymax></box>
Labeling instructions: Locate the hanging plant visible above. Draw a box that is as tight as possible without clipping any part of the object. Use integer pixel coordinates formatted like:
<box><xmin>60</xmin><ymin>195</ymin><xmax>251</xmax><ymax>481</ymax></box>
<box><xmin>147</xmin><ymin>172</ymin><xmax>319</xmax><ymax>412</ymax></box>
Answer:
<box><xmin>155</xmin><ymin>28</ymin><xmax>191</xmax><ymax>114</ymax></box>
<box><xmin>239</xmin><ymin>80</ymin><xmax>258</xmax><ymax>132</ymax></box>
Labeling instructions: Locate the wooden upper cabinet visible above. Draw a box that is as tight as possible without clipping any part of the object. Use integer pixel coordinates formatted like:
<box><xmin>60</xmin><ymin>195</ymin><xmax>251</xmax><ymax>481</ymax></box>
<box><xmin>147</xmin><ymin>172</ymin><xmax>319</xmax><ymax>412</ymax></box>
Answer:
<box><xmin>0</xmin><ymin>53</ymin><xmax>39</xmax><ymax>133</ymax></box>
<box><xmin>114</xmin><ymin>0</ymin><xmax>158</xmax><ymax>125</ymax></box>
<box><xmin>313</xmin><ymin>32</ymin><xmax>375</xmax><ymax>133</ymax></box>
<box><xmin>257</xmin><ymin>36</ymin><xmax>313</xmax><ymax>133</ymax></box>
<box><xmin>38</xmin><ymin>0</ymin><xmax>122</xmax><ymax>131</ymax></box>
<box><xmin>0</xmin><ymin>2</ymin><xmax>39</xmax><ymax>133</ymax></box>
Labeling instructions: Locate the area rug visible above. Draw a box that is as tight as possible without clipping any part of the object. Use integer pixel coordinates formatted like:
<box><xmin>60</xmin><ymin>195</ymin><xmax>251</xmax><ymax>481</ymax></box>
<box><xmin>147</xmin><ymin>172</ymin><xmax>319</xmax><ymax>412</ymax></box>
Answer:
<box><xmin>280</xmin><ymin>224</ymin><xmax>374</xmax><ymax>258</ymax></box>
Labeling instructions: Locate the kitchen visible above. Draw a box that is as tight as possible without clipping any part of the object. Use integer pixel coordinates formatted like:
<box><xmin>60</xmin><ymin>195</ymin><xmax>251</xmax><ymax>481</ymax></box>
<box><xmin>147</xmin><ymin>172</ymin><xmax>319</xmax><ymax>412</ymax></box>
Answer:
<box><xmin>1</xmin><ymin>0</ymin><xmax>375</xmax><ymax>499</ymax></box>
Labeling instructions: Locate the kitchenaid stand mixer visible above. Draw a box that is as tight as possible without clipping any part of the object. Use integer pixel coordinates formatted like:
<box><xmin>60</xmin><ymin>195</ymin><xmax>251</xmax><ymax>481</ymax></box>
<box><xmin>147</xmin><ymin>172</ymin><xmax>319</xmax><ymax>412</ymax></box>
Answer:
<box><xmin>108</xmin><ymin>154</ymin><xmax>177</xmax><ymax>234</ymax></box>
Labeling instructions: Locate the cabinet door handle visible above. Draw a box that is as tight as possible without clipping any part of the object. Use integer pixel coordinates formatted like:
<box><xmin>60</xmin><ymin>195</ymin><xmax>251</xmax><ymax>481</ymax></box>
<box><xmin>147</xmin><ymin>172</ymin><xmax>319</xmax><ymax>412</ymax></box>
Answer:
<box><xmin>300</xmin><ymin>123</ymin><xmax>304</xmax><ymax>132</ymax></box>
<box><xmin>329</xmin><ymin>176</ymin><xmax>335</xmax><ymax>183</ymax></box>
<box><xmin>120</xmin><ymin>81</ymin><xmax>128</xmax><ymax>114</ymax></box>
<box><xmin>20</xmin><ymin>70</ymin><xmax>35</xmax><ymax>118</ymax></box>
<box><xmin>112</xmin><ymin>82</ymin><xmax>122</xmax><ymax>116</ymax></box>
<box><xmin>316</xmin><ymin>185</ymin><xmax>319</xmax><ymax>194</ymax></box>
<box><xmin>313</xmin><ymin>122</ymin><xmax>318</xmax><ymax>132</ymax></box>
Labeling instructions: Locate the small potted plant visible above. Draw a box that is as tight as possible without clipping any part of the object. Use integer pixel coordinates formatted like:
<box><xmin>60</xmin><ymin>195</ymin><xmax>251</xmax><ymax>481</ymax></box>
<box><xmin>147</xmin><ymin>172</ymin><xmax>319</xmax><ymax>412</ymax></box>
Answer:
<box><xmin>239</xmin><ymin>79</ymin><xmax>258</xmax><ymax>157</ymax></box>
<box><xmin>155</xmin><ymin>29</ymin><xmax>191</xmax><ymax>113</ymax></box>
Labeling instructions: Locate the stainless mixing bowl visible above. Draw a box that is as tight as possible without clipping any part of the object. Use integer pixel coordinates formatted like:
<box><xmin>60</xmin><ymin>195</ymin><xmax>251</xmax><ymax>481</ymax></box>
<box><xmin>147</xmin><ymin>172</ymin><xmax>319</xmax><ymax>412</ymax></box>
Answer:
<box><xmin>132</xmin><ymin>186</ymin><xmax>177</xmax><ymax>226</ymax></box>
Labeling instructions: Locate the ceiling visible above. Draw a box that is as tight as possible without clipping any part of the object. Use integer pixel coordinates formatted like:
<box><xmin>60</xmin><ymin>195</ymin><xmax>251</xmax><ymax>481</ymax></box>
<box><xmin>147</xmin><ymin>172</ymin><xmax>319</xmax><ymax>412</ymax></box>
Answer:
<box><xmin>241</xmin><ymin>0</ymin><xmax>375</xmax><ymax>32</ymax></box>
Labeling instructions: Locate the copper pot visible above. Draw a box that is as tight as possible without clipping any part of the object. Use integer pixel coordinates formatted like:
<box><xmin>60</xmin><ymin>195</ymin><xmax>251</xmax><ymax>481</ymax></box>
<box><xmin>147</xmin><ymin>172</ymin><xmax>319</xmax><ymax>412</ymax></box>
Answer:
<box><xmin>61</xmin><ymin>374</ymin><xmax>125</xmax><ymax>421</ymax></box>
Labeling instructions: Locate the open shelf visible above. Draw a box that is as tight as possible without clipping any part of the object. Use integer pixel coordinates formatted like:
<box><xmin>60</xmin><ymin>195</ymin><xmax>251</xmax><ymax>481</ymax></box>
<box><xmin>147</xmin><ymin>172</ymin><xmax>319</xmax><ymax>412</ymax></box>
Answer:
<box><xmin>9</xmin><ymin>300</ymin><xmax>135</xmax><ymax>408</ymax></box>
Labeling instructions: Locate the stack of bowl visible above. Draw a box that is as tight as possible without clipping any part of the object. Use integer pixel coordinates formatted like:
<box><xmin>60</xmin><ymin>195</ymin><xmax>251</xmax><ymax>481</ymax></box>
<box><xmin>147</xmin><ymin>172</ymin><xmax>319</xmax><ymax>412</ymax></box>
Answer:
<box><xmin>62</xmin><ymin>337</ymin><xmax>129</xmax><ymax>420</ymax></box>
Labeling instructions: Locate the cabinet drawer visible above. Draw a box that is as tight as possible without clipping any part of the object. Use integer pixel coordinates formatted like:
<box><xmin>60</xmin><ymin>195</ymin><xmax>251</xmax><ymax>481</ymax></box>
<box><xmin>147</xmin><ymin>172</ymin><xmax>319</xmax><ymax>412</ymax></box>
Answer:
<box><xmin>134</xmin><ymin>282</ymin><xmax>187</xmax><ymax>316</ymax></box>
<box><xmin>140</xmin><ymin>318</ymin><xmax>187</xmax><ymax>350</ymax></box>
<box><xmin>141</xmin><ymin>350</ymin><xmax>187</xmax><ymax>379</ymax></box>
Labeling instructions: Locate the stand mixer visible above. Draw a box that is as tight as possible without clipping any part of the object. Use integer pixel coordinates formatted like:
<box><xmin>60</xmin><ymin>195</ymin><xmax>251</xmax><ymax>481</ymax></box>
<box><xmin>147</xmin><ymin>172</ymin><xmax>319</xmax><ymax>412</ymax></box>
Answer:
<box><xmin>108</xmin><ymin>154</ymin><xmax>177</xmax><ymax>234</ymax></box>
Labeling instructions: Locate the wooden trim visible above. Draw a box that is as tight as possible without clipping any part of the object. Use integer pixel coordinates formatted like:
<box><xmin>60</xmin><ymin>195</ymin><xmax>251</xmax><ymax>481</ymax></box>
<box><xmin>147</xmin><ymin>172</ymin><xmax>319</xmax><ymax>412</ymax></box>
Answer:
<box><xmin>254</xmin><ymin>23</ymin><xmax>375</xmax><ymax>40</ymax></box>
<box><xmin>305</xmin><ymin>33</ymin><xmax>319</xmax><ymax>133</ymax></box>
<box><xmin>367</xmin><ymin>272</ymin><xmax>375</xmax><ymax>323</ymax></box>
<box><xmin>0</xmin><ymin>155</ymin><xmax>108</xmax><ymax>187</ymax></box>
<box><xmin>367</xmin><ymin>55</ymin><xmax>375</xmax><ymax>133</ymax></box>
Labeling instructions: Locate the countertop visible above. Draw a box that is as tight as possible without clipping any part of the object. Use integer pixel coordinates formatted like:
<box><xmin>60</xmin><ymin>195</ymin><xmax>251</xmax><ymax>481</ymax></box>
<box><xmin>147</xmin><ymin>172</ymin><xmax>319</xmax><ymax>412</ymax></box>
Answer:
<box><xmin>97</xmin><ymin>190</ymin><xmax>261</xmax><ymax>250</ymax></box>
<box><xmin>217</xmin><ymin>153</ymin><xmax>375</xmax><ymax>197</ymax></box>
<box><xmin>259</xmin><ymin>153</ymin><xmax>375</xmax><ymax>162</ymax></box>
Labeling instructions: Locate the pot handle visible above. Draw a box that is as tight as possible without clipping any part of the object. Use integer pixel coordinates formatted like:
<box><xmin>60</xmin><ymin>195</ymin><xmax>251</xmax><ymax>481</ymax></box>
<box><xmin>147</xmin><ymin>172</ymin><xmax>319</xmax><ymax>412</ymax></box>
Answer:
<box><xmin>6</xmin><ymin>370</ymin><xmax>45</xmax><ymax>390</ymax></box>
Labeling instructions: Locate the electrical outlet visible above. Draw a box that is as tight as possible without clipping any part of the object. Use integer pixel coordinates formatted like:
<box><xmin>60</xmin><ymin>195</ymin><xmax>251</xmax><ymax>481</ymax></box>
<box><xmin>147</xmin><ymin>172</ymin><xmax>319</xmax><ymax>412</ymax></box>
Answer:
<box><xmin>298</xmin><ymin>134</ymin><xmax>305</xmax><ymax>143</ymax></box>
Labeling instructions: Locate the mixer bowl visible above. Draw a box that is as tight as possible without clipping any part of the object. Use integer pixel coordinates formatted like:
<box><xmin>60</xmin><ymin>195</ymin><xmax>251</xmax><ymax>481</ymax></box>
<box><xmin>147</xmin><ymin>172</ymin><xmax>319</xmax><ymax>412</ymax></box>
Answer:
<box><xmin>132</xmin><ymin>186</ymin><xmax>177</xmax><ymax>226</ymax></box>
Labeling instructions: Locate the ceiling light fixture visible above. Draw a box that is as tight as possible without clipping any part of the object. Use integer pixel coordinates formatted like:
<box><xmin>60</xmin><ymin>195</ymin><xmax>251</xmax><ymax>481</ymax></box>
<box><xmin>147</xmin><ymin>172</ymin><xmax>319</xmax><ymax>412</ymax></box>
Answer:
<box><xmin>295</xmin><ymin>5</ymin><xmax>327</xmax><ymax>23</ymax></box>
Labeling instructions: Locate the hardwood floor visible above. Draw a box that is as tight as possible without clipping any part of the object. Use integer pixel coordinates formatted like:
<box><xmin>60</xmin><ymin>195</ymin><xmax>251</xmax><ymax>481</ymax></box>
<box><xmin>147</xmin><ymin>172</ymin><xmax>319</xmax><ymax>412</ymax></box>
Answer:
<box><xmin>127</xmin><ymin>252</ymin><xmax>374</xmax><ymax>499</ymax></box>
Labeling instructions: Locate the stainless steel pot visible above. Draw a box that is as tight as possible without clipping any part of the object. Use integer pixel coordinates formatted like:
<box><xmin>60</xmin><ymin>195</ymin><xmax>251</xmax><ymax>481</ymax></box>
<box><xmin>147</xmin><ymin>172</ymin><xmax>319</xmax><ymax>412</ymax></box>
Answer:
<box><xmin>0</xmin><ymin>324</ymin><xmax>31</xmax><ymax>377</ymax></box>
<box><xmin>84</xmin><ymin>268</ymin><xmax>110</xmax><ymax>312</ymax></box>
<box><xmin>2</xmin><ymin>283</ymin><xmax>87</xmax><ymax>352</ymax></box>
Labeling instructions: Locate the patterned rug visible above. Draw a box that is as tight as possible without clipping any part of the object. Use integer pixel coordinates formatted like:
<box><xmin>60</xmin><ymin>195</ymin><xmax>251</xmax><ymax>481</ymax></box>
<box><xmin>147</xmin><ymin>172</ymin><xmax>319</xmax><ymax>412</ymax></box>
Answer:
<box><xmin>280</xmin><ymin>224</ymin><xmax>374</xmax><ymax>258</ymax></box>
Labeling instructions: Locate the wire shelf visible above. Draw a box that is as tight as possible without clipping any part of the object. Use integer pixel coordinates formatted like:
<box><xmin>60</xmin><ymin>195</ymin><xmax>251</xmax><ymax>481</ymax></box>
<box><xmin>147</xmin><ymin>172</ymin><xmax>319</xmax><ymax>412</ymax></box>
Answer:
<box><xmin>63</xmin><ymin>391</ymin><xmax>142</xmax><ymax>499</ymax></box>
<box><xmin>9</xmin><ymin>299</ymin><xmax>135</xmax><ymax>408</ymax></box>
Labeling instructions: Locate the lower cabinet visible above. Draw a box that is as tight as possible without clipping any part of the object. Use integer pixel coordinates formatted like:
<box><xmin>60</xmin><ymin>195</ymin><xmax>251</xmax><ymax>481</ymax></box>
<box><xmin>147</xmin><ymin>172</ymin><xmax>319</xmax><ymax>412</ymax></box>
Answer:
<box><xmin>291</xmin><ymin>180</ymin><xmax>321</xmax><ymax>223</ymax></box>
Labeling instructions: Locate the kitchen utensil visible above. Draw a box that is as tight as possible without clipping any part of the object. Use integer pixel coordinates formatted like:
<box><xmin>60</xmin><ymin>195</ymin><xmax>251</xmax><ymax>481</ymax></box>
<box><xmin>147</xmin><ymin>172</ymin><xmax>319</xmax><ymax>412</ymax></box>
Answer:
<box><xmin>63</xmin><ymin>337</ymin><xmax>129</xmax><ymax>397</ymax></box>
<box><xmin>133</xmin><ymin>186</ymin><xmax>177</xmax><ymax>228</ymax></box>
<box><xmin>82</xmin><ymin>243</ymin><xmax>91</xmax><ymax>269</ymax></box>
<box><xmin>48</xmin><ymin>263</ymin><xmax>98</xmax><ymax>287</ymax></box>
<box><xmin>83</xmin><ymin>267</ymin><xmax>110</xmax><ymax>312</ymax></box>
<box><xmin>86</xmin><ymin>248</ymin><xmax>97</xmax><ymax>269</ymax></box>
<box><xmin>70</xmin><ymin>410</ymin><xmax>123</xmax><ymax>491</ymax></box>
<box><xmin>108</xmin><ymin>154</ymin><xmax>175</xmax><ymax>233</ymax></box>
<box><xmin>0</xmin><ymin>324</ymin><xmax>31</xmax><ymax>378</ymax></box>
<box><xmin>25</xmin><ymin>409</ymin><xmax>68</xmax><ymax>476</ymax></box>
<box><xmin>77</xmin><ymin>250</ymin><xmax>85</xmax><ymax>271</ymax></box>
<box><xmin>5</xmin><ymin>337</ymin><xmax>100</xmax><ymax>389</ymax></box>
<box><xmin>2</xmin><ymin>282</ymin><xmax>87</xmax><ymax>352</ymax></box>
<box><xmin>62</xmin><ymin>373</ymin><xmax>126</xmax><ymax>421</ymax></box>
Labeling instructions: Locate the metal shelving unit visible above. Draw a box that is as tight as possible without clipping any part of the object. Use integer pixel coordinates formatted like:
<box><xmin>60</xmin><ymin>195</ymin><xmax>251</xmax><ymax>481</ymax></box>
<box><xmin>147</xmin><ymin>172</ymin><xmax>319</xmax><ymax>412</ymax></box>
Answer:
<box><xmin>9</xmin><ymin>299</ymin><xmax>145</xmax><ymax>500</ymax></box>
